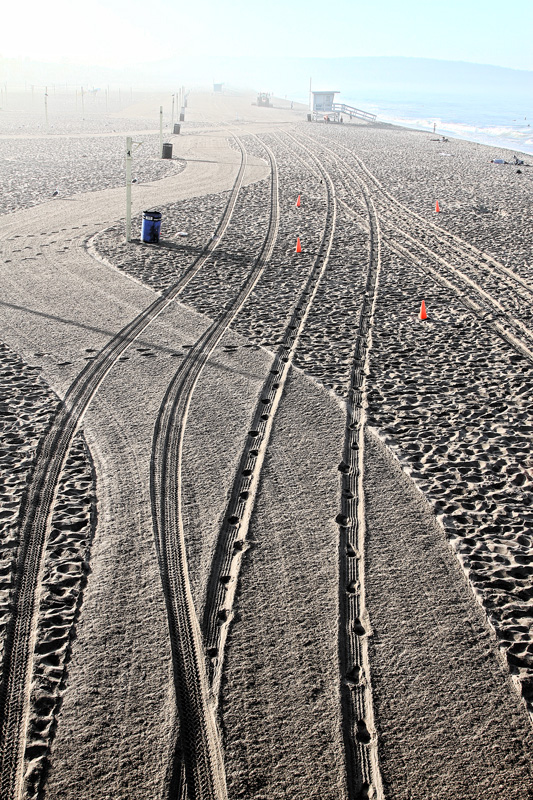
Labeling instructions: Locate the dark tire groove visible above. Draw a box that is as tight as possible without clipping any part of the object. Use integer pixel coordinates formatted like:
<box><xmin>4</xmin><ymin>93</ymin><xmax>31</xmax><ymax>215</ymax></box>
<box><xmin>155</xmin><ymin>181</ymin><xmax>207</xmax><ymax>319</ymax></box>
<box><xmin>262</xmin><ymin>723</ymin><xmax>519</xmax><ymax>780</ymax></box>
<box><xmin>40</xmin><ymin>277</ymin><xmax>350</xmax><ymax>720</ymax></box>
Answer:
<box><xmin>312</xmin><ymin>132</ymin><xmax>533</xmax><ymax>363</ymax></box>
<box><xmin>0</xmin><ymin>137</ymin><xmax>248</xmax><ymax>800</ymax></box>
<box><xmin>150</xmin><ymin>135</ymin><xmax>279</xmax><ymax>800</ymax></box>
<box><xmin>201</xmin><ymin>129</ymin><xmax>337</xmax><ymax>707</ymax></box>
<box><xmin>295</xmin><ymin>129</ymin><xmax>386</xmax><ymax>799</ymax></box>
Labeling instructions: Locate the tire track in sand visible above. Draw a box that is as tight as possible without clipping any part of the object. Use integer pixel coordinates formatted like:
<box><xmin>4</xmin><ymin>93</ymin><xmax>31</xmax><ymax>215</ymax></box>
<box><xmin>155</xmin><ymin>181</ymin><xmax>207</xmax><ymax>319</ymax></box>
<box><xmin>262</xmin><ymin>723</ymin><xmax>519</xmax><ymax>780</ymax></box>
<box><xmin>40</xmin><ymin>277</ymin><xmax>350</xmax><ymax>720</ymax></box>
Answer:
<box><xmin>300</xmin><ymin>130</ymin><xmax>386</xmax><ymax>800</ymax></box>
<box><xmin>201</xmin><ymin>130</ymin><xmax>336</xmax><ymax>704</ymax></box>
<box><xmin>334</xmin><ymin>183</ymin><xmax>384</xmax><ymax>800</ymax></box>
<box><xmin>0</xmin><ymin>138</ymin><xmax>248</xmax><ymax>800</ymax></box>
<box><xmin>312</xmin><ymin>133</ymin><xmax>533</xmax><ymax>364</ymax></box>
<box><xmin>202</xmin><ymin>127</ymin><xmax>384</xmax><ymax>800</ymax></box>
<box><xmin>312</xmin><ymin>133</ymin><xmax>533</xmax><ymax>727</ymax></box>
<box><xmin>149</xmin><ymin>136</ymin><xmax>279</xmax><ymax>800</ymax></box>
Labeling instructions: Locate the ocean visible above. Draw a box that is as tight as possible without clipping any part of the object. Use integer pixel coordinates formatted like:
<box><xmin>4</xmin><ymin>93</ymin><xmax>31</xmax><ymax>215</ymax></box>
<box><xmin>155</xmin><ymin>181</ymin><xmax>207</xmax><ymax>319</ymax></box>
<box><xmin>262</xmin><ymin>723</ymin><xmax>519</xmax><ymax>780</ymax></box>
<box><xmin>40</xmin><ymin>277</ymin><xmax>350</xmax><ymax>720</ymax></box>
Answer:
<box><xmin>339</xmin><ymin>89</ymin><xmax>533</xmax><ymax>156</ymax></box>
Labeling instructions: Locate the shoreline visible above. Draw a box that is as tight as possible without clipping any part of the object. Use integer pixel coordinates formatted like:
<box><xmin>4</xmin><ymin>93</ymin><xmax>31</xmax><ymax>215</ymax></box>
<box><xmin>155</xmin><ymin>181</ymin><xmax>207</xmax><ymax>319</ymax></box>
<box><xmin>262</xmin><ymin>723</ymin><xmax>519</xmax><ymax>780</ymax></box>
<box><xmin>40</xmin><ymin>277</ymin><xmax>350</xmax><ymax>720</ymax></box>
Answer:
<box><xmin>379</xmin><ymin>117</ymin><xmax>533</xmax><ymax>158</ymax></box>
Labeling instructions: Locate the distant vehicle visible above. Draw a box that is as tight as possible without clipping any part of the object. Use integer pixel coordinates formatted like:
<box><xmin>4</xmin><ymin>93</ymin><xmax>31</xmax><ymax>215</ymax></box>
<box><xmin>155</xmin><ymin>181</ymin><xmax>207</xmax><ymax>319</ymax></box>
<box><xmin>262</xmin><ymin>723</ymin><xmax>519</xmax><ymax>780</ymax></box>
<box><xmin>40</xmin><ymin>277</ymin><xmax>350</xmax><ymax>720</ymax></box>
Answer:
<box><xmin>257</xmin><ymin>92</ymin><xmax>272</xmax><ymax>107</ymax></box>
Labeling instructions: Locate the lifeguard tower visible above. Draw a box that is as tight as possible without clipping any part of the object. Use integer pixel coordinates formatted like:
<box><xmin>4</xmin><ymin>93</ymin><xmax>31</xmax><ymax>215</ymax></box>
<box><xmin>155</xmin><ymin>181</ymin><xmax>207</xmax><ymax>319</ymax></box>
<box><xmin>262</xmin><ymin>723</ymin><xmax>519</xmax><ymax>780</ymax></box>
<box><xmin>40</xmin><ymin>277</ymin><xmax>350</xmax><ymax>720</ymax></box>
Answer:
<box><xmin>310</xmin><ymin>90</ymin><xmax>376</xmax><ymax>123</ymax></box>
<box><xmin>311</xmin><ymin>90</ymin><xmax>339</xmax><ymax>119</ymax></box>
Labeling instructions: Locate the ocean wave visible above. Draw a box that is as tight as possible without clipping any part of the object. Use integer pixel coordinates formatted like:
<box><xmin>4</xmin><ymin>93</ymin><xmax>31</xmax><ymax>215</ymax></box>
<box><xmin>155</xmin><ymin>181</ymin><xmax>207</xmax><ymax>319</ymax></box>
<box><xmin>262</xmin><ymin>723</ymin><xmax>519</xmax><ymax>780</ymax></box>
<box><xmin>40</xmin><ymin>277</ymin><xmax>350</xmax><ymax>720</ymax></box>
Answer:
<box><xmin>341</xmin><ymin>95</ymin><xmax>533</xmax><ymax>156</ymax></box>
<box><xmin>379</xmin><ymin>114</ymin><xmax>533</xmax><ymax>156</ymax></box>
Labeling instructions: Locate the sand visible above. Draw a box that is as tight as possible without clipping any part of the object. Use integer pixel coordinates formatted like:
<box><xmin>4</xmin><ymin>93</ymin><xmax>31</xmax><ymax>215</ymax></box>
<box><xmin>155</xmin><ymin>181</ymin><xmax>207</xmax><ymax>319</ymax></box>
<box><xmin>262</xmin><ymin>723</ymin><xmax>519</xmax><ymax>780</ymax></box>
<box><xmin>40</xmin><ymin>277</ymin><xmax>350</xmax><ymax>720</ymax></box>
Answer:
<box><xmin>0</xmin><ymin>89</ymin><xmax>532</xmax><ymax>799</ymax></box>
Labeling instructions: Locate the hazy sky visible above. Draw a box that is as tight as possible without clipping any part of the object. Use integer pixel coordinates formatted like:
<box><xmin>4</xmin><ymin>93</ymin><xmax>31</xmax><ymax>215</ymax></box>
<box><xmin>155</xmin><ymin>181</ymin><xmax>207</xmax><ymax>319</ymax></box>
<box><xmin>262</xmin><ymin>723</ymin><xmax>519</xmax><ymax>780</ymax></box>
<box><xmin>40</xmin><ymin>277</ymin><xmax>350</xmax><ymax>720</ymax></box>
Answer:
<box><xmin>1</xmin><ymin>0</ymin><xmax>532</xmax><ymax>71</ymax></box>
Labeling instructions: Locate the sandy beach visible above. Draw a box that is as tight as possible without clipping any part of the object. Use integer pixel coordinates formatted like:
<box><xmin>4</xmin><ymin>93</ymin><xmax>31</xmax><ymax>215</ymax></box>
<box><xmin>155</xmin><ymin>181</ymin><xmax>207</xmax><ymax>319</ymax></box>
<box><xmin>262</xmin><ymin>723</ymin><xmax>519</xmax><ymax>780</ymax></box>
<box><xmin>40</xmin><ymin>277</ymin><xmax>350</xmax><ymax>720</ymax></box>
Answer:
<box><xmin>1</xmin><ymin>89</ymin><xmax>532</xmax><ymax>799</ymax></box>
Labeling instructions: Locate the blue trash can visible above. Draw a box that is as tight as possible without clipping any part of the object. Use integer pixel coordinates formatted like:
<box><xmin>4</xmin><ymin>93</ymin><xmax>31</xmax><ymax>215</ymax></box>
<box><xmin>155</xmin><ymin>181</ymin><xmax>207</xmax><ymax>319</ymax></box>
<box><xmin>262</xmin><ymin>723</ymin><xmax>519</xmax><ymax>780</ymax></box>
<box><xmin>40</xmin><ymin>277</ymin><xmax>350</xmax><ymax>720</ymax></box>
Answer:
<box><xmin>141</xmin><ymin>210</ymin><xmax>162</xmax><ymax>244</ymax></box>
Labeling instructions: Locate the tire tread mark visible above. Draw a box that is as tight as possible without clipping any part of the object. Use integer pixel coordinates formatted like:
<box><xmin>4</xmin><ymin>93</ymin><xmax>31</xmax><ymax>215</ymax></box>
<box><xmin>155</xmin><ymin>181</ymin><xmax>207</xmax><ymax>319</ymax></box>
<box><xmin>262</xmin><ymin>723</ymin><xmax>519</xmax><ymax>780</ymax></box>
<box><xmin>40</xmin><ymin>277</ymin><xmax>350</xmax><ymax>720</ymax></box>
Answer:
<box><xmin>352</xmin><ymin>150</ymin><xmax>533</xmax><ymax>301</ymax></box>
<box><xmin>150</xmin><ymin>136</ymin><xmax>279</xmax><ymax>800</ymax></box>
<box><xmin>201</xmin><ymin>129</ymin><xmax>337</xmax><ymax>706</ymax></box>
<box><xmin>298</xmin><ymin>130</ymin><xmax>385</xmax><ymax>800</ymax></box>
<box><xmin>326</xmin><ymin>135</ymin><xmax>533</xmax><ymax>357</ymax></box>
<box><xmin>310</xmin><ymin>133</ymin><xmax>533</xmax><ymax>363</ymax></box>
<box><xmin>340</xmin><ymin>198</ymin><xmax>533</xmax><ymax>363</ymax></box>
<box><xmin>0</xmin><ymin>138</ymin><xmax>248</xmax><ymax>800</ymax></box>
<box><xmin>313</xmin><ymin>129</ymin><xmax>533</xmax><ymax>303</ymax></box>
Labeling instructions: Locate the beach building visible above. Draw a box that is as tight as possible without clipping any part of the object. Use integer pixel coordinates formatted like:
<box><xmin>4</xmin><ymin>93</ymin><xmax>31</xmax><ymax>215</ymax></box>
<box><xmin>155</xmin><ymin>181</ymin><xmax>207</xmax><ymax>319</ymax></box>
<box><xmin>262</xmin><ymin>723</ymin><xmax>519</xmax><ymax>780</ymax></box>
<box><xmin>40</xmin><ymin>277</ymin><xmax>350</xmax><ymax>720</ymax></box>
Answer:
<box><xmin>312</xmin><ymin>90</ymin><xmax>339</xmax><ymax>115</ymax></box>
<box><xmin>310</xmin><ymin>89</ymin><xmax>377</xmax><ymax>123</ymax></box>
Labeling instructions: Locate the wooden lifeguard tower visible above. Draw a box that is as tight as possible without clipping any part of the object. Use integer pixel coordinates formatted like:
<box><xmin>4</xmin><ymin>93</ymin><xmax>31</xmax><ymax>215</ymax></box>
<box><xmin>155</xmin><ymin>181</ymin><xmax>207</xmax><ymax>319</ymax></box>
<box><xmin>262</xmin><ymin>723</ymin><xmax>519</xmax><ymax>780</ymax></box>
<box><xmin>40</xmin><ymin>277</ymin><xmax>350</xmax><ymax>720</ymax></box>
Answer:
<box><xmin>310</xmin><ymin>89</ymin><xmax>376</xmax><ymax>123</ymax></box>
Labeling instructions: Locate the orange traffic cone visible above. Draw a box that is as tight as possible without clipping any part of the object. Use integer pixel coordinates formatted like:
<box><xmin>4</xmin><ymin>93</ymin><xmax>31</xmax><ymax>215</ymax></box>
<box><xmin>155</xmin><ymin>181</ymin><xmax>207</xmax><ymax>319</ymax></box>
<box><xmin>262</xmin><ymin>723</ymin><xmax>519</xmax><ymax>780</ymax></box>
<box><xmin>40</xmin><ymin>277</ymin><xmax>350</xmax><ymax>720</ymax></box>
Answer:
<box><xmin>296</xmin><ymin>237</ymin><xmax>302</xmax><ymax>253</ymax></box>
<box><xmin>419</xmin><ymin>300</ymin><xmax>427</xmax><ymax>320</ymax></box>
<box><xmin>435</xmin><ymin>200</ymin><xmax>440</xmax><ymax>213</ymax></box>
<box><xmin>296</xmin><ymin>195</ymin><xmax>301</xmax><ymax>208</ymax></box>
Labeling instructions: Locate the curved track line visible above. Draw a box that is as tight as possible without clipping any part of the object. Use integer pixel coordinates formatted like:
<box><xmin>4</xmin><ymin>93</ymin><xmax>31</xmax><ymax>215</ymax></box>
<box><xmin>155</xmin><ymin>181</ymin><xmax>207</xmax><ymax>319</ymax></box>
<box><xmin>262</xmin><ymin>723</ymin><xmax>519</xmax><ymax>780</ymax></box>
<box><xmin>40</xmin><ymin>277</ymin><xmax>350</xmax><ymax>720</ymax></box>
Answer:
<box><xmin>339</xmin><ymin>195</ymin><xmax>533</xmax><ymax>363</ymax></box>
<box><xmin>0</xmin><ymin>138</ymin><xmax>248</xmax><ymax>800</ymax></box>
<box><xmin>344</xmin><ymin>143</ymin><xmax>533</xmax><ymax>349</ymax></box>
<box><xmin>374</xmin><ymin>216</ymin><xmax>533</xmax><ymax>353</ymax></box>
<box><xmin>297</xmin><ymin>129</ymin><xmax>385</xmax><ymax>800</ymax></box>
<box><xmin>351</xmin><ymin>149</ymin><xmax>533</xmax><ymax>299</ymax></box>
<box><xmin>336</xmin><ymin>189</ymin><xmax>384</xmax><ymax>800</ymax></box>
<box><xmin>309</xmin><ymin>133</ymin><xmax>533</xmax><ymax>363</ymax></box>
<box><xmin>312</xmin><ymin>130</ymin><xmax>533</xmax><ymax>303</ymax></box>
<box><xmin>201</xmin><ymin>130</ymin><xmax>337</xmax><ymax>706</ymax></box>
<box><xmin>150</xmin><ymin>136</ymin><xmax>279</xmax><ymax>800</ymax></box>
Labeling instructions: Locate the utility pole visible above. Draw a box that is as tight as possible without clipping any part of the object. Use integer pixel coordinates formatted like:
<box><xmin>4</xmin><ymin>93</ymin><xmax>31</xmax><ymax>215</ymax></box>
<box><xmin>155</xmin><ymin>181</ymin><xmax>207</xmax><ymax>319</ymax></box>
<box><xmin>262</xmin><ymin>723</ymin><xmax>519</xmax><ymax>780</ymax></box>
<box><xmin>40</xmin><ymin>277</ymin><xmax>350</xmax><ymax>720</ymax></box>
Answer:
<box><xmin>171</xmin><ymin>94</ymin><xmax>175</xmax><ymax>128</ymax></box>
<box><xmin>45</xmin><ymin>86</ymin><xmax>49</xmax><ymax>127</ymax></box>
<box><xmin>159</xmin><ymin>106</ymin><xmax>163</xmax><ymax>157</ymax></box>
<box><xmin>126</xmin><ymin>136</ymin><xmax>132</xmax><ymax>242</ymax></box>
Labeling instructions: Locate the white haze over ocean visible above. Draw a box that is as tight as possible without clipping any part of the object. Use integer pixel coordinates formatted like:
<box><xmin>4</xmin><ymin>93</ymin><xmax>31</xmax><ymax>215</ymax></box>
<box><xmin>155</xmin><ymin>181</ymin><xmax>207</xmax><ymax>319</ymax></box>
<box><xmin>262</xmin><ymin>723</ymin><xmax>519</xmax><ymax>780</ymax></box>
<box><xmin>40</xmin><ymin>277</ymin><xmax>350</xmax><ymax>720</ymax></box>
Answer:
<box><xmin>1</xmin><ymin>55</ymin><xmax>532</xmax><ymax>155</ymax></box>
<box><xmin>286</xmin><ymin>58</ymin><xmax>533</xmax><ymax>156</ymax></box>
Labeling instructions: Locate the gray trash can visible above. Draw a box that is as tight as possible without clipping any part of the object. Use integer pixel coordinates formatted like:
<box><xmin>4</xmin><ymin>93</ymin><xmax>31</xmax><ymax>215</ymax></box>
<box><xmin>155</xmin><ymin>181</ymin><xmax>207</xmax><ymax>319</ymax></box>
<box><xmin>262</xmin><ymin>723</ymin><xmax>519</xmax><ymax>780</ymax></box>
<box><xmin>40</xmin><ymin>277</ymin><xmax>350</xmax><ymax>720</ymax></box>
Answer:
<box><xmin>307</xmin><ymin>113</ymin><xmax>312</xmax><ymax>122</ymax></box>
<box><xmin>179</xmin><ymin>112</ymin><xmax>184</xmax><ymax>122</ymax></box>
<box><xmin>162</xmin><ymin>142</ymin><xmax>173</xmax><ymax>159</ymax></box>
<box><xmin>173</xmin><ymin>123</ymin><xmax>181</xmax><ymax>134</ymax></box>
<box><xmin>141</xmin><ymin>211</ymin><xmax>162</xmax><ymax>244</ymax></box>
